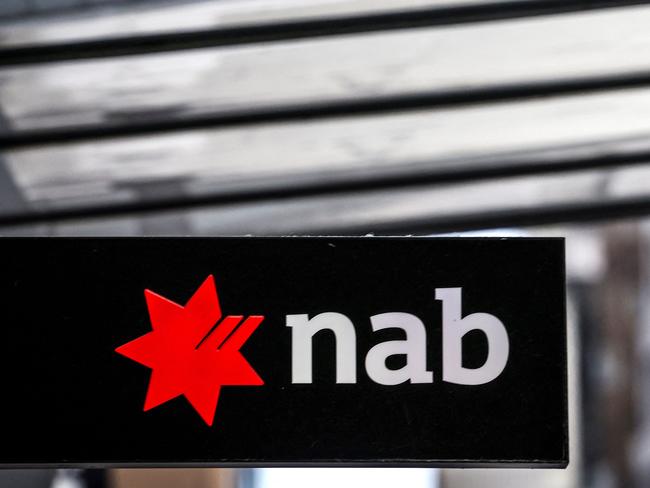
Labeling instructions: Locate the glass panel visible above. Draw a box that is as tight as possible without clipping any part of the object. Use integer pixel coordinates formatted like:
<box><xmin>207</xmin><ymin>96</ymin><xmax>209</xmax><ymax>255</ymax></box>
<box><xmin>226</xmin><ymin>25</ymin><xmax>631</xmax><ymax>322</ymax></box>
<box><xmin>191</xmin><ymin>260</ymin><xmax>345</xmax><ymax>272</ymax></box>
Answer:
<box><xmin>2</xmin><ymin>5</ymin><xmax>650</xmax><ymax>131</ymax></box>
<box><xmin>0</xmin><ymin>0</ymin><xmax>483</xmax><ymax>46</ymax></box>
<box><xmin>0</xmin><ymin>164</ymin><xmax>644</xmax><ymax>236</ymax></box>
<box><xmin>4</xmin><ymin>87</ymin><xmax>650</xmax><ymax>214</ymax></box>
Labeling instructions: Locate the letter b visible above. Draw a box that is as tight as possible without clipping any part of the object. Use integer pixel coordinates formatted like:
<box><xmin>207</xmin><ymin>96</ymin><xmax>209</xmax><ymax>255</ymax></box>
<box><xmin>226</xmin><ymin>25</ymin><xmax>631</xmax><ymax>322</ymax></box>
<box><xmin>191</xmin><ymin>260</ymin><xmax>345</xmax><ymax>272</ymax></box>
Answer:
<box><xmin>436</xmin><ymin>288</ymin><xmax>509</xmax><ymax>385</ymax></box>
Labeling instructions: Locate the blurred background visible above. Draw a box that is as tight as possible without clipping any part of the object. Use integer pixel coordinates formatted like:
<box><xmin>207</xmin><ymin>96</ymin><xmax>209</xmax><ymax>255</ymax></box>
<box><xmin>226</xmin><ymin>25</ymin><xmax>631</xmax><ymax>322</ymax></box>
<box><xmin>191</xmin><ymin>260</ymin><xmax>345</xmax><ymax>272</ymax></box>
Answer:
<box><xmin>1</xmin><ymin>0</ymin><xmax>649</xmax><ymax>486</ymax></box>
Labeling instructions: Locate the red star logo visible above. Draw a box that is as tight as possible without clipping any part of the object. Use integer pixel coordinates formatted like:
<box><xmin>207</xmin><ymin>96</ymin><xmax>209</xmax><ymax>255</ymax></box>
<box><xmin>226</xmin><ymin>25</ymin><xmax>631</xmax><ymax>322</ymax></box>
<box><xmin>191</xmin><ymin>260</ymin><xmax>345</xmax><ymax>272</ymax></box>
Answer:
<box><xmin>115</xmin><ymin>275</ymin><xmax>264</xmax><ymax>426</ymax></box>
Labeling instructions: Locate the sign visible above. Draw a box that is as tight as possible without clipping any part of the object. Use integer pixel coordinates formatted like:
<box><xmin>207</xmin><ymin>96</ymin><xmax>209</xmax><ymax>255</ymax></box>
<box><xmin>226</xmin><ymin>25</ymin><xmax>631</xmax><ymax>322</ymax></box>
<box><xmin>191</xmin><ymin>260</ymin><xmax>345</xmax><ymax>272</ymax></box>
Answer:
<box><xmin>0</xmin><ymin>237</ymin><xmax>567</xmax><ymax>467</ymax></box>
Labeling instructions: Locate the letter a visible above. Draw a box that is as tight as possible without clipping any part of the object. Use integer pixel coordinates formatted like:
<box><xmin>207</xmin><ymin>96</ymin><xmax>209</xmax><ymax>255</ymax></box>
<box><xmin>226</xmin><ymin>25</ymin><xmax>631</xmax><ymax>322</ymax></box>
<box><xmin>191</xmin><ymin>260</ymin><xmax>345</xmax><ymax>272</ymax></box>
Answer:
<box><xmin>365</xmin><ymin>312</ymin><xmax>433</xmax><ymax>385</ymax></box>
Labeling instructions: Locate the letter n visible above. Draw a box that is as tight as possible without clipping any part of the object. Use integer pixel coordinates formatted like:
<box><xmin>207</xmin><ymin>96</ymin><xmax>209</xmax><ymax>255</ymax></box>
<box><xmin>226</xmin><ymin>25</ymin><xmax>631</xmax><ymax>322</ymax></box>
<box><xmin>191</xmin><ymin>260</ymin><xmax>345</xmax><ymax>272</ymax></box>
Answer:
<box><xmin>286</xmin><ymin>313</ymin><xmax>357</xmax><ymax>384</ymax></box>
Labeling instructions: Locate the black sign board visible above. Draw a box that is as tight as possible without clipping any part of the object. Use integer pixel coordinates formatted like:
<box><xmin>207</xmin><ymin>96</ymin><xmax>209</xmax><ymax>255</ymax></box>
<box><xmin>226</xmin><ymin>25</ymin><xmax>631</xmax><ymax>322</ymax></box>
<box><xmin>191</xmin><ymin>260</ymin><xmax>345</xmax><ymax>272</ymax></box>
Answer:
<box><xmin>0</xmin><ymin>237</ymin><xmax>566</xmax><ymax>467</ymax></box>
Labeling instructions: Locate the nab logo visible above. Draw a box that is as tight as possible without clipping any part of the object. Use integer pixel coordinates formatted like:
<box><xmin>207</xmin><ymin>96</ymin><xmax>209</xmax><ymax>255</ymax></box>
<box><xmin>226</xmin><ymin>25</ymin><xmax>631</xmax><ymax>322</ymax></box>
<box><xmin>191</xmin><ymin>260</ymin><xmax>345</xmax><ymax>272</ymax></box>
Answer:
<box><xmin>117</xmin><ymin>275</ymin><xmax>510</xmax><ymax>426</ymax></box>
<box><xmin>115</xmin><ymin>275</ymin><xmax>264</xmax><ymax>426</ymax></box>
<box><xmin>287</xmin><ymin>288</ymin><xmax>509</xmax><ymax>386</ymax></box>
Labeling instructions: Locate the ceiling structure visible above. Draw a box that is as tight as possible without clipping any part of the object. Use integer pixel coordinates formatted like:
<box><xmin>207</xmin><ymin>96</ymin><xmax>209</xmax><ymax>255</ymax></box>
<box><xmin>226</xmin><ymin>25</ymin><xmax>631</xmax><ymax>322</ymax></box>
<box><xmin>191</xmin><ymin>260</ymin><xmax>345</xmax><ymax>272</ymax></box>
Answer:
<box><xmin>1</xmin><ymin>0</ymin><xmax>650</xmax><ymax>235</ymax></box>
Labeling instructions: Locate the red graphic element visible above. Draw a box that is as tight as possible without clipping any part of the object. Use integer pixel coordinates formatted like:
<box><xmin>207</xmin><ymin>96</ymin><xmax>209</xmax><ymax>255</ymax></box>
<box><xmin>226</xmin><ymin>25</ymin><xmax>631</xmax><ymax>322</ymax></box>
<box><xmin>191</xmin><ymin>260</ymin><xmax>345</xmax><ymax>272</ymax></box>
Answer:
<box><xmin>115</xmin><ymin>275</ymin><xmax>264</xmax><ymax>426</ymax></box>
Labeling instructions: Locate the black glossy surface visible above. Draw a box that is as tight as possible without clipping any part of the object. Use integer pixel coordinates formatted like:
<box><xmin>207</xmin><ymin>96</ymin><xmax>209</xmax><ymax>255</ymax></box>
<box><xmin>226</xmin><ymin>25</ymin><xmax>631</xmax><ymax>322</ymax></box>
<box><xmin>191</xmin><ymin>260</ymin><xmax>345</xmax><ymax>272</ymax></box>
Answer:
<box><xmin>0</xmin><ymin>237</ymin><xmax>566</xmax><ymax>467</ymax></box>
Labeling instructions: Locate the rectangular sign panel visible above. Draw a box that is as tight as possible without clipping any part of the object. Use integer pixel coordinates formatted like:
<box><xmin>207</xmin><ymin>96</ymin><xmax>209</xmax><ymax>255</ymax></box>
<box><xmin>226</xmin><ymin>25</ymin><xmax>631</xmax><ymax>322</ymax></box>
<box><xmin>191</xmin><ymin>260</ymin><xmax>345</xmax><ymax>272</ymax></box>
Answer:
<box><xmin>0</xmin><ymin>237</ymin><xmax>566</xmax><ymax>467</ymax></box>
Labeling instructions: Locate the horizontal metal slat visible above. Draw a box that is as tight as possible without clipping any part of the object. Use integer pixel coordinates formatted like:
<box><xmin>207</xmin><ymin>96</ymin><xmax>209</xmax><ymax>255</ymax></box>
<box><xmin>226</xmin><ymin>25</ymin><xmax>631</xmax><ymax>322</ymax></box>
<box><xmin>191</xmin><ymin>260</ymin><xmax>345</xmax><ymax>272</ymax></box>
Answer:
<box><xmin>0</xmin><ymin>0</ymin><xmax>649</xmax><ymax>67</ymax></box>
